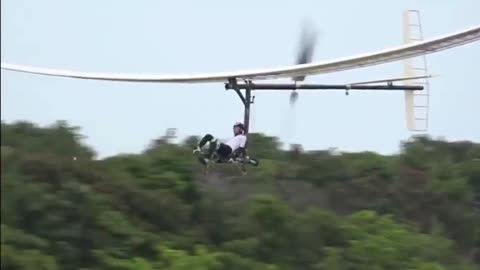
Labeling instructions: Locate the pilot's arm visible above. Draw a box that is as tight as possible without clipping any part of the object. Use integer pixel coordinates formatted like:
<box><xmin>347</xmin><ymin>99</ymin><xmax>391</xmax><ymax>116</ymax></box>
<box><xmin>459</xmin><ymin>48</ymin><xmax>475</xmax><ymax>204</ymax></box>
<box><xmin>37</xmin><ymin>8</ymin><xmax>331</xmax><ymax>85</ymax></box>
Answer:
<box><xmin>233</xmin><ymin>136</ymin><xmax>247</xmax><ymax>158</ymax></box>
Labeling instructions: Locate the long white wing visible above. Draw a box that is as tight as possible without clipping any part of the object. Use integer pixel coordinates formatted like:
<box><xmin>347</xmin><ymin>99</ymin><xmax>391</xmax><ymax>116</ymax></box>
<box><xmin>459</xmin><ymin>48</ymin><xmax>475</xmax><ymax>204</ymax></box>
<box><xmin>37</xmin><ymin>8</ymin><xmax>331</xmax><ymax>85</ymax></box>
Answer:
<box><xmin>2</xmin><ymin>25</ymin><xmax>479</xmax><ymax>83</ymax></box>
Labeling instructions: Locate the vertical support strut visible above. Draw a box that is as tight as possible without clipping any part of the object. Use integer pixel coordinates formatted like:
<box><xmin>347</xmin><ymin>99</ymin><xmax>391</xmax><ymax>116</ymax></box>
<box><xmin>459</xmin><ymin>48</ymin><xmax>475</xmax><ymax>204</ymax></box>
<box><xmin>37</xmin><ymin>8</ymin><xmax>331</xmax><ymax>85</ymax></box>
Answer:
<box><xmin>244</xmin><ymin>83</ymin><xmax>252</xmax><ymax>134</ymax></box>
<box><xmin>227</xmin><ymin>78</ymin><xmax>254</xmax><ymax>135</ymax></box>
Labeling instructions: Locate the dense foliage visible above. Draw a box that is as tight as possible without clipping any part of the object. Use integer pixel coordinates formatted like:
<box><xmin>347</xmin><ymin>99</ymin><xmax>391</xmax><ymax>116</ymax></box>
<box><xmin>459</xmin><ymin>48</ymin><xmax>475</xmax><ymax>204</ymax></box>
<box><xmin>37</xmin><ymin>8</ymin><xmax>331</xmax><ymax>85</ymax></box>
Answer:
<box><xmin>1</xmin><ymin>120</ymin><xmax>479</xmax><ymax>270</ymax></box>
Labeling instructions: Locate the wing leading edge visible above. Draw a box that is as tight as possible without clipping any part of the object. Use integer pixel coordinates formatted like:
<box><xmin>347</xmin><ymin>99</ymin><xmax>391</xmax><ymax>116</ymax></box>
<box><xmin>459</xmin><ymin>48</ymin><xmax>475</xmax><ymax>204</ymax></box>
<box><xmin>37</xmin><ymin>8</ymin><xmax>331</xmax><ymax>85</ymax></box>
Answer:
<box><xmin>2</xmin><ymin>25</ymin><xmax>479</xmax><ymax>83</ymax></box>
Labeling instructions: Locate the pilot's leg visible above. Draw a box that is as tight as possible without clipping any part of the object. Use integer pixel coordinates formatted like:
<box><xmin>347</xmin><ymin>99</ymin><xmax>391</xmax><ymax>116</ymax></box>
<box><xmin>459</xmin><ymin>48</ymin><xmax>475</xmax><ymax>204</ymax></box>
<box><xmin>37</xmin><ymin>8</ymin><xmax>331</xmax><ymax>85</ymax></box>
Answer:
<box><xmin>194</xmin><ymin>134</ymin><xmax>217</xmax><ymax>159</ymax></box>
<box><xmin>198</xmin><ymin>134</ymin><xmax>214</xmax><ymax>148</ymax></box>
<box><xmin>215</xmin><ymin>143</ymin><xmax>233</xmax><ymax>162</ymax></box>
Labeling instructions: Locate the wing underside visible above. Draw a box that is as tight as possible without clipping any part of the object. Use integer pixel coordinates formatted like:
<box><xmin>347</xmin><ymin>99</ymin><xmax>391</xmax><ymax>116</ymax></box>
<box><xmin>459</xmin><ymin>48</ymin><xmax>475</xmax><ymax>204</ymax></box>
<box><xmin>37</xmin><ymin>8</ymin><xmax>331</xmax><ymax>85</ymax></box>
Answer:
<box><xmin>1</xmin><ymin>25</ymin><xmax>479</xmax><ymax>83</ymax></box>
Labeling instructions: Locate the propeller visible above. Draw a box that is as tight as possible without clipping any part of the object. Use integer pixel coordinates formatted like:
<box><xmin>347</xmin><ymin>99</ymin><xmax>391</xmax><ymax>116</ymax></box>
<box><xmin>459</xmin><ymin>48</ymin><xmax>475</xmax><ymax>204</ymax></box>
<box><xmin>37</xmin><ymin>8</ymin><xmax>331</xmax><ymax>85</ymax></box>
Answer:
<box><xmin>290</xmin><ymin>20</ymin><xmax>318</xmax><ymax>106</ymax></box>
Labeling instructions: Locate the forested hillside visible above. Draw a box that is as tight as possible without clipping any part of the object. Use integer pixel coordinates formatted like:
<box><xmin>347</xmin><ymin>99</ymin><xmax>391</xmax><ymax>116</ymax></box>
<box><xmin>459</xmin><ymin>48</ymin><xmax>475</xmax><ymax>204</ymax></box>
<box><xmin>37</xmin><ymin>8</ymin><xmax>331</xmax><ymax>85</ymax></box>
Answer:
<box><xmin>1</xmin><ymin>120</ymin><xmax>479</xmax><ymax>270</ymax></box>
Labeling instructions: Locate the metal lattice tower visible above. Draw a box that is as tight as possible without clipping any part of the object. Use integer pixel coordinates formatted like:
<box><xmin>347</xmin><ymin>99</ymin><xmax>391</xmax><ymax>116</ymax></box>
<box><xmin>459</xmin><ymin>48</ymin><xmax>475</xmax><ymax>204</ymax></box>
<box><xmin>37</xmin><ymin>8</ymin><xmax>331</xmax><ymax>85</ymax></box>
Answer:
<box><xmin>403</xmin><ymin>10</ymin><xmax>431</xmax><ymax>132</ymax></box>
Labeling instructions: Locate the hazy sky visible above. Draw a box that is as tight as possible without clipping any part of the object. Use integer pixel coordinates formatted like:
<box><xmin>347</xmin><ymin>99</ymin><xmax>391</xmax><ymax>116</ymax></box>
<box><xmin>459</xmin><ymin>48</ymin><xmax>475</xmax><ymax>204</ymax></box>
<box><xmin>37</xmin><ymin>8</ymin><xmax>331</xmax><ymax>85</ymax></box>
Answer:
<box><xmin>2</xmin><ymin>0</ymin><xmax>479</xmax><ymax>158</ymax></box>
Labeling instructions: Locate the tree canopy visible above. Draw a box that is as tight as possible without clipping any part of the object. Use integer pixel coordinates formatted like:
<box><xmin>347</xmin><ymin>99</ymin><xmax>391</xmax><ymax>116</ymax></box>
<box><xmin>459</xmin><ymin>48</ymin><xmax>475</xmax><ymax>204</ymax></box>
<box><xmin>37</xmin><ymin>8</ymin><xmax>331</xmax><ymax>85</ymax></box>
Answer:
<box><xmin>1</xmin><ymin>120</ymin><xmax>479</xmax><ymax>269</ymax></box>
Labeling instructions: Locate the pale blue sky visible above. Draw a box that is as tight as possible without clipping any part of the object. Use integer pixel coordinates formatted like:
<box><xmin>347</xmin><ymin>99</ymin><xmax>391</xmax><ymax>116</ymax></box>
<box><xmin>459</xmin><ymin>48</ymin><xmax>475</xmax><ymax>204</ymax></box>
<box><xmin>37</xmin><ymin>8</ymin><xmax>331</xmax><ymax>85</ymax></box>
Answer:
<box><xmin>2</xmin><ymin>0</ymin><xmax>479</xmax><ymax>158</ymax></box>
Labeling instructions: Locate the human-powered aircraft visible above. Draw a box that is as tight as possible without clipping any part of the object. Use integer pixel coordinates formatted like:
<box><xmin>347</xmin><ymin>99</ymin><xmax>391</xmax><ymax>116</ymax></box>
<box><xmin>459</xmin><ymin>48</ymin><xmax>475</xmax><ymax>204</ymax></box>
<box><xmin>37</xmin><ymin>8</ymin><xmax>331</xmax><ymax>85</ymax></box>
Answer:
<box><xmin>2</xmin><ymin>11</ymin><xmax>479</xmax><ymax>133</ymax></box>
<box><xmin>2</xmin><ymin>10</ymin><xmax>479</xmax><ymax>173</ymax></box>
